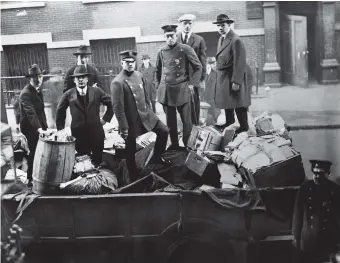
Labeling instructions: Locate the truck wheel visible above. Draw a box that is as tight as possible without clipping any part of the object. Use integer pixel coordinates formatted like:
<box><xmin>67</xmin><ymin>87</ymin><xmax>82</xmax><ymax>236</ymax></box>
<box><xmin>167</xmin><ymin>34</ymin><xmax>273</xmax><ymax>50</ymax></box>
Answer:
<box><xmin>167</xmin><ymin>240</ymin><xmax>231</xmax><ymax>263</ymax></box>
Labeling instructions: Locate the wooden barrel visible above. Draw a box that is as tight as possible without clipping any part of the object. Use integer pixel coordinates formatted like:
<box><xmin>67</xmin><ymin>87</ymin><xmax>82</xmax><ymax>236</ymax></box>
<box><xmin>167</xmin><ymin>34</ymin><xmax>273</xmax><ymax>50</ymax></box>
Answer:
<box><xmin>32</xmin><ymin>135</ymin><xmax>76</xmax><ymax>195</ymax></box>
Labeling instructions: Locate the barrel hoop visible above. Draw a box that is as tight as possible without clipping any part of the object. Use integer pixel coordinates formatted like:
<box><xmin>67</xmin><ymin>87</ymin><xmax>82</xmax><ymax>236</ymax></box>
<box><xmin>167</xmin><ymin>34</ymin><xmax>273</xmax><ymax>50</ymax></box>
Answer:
<box><xmin>39</xmin><ymin>134</ymin><xmax>76</xmax><ymax>145</ymax></box>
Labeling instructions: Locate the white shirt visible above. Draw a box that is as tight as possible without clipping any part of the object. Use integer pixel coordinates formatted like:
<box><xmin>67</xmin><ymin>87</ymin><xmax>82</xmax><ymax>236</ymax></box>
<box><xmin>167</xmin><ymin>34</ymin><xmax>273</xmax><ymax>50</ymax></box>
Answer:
<box><xmin>207</xmin><ymin>67</ymin><xmax>212</xmax><ymax>76</ymax></box>
<box><xmin>181</xmin><ymin>31</ymin><xmax>192</xmax><ymax>43</ymax></box>
<box><xmin>77</xmin><ymin>86</ymin><xmax>88</xmax><ymax>95</ymax></box>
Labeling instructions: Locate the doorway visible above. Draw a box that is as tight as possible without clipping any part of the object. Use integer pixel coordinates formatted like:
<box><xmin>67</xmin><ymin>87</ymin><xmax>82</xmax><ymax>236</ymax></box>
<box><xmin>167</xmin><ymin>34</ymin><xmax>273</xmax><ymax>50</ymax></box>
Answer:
<box><xmin>279</xmin><ymin>1</ymin><xmax>318</xmax><ymax>86</ymax></box>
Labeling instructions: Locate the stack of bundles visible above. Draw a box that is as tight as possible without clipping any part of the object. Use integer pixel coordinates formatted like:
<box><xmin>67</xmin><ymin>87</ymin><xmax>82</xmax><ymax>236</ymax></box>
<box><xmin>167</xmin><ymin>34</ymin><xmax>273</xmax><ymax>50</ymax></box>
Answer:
<box><xmin>59</xmin><ymin>155</ymin><xmax>118</xmax><ymax>195</ymax></box>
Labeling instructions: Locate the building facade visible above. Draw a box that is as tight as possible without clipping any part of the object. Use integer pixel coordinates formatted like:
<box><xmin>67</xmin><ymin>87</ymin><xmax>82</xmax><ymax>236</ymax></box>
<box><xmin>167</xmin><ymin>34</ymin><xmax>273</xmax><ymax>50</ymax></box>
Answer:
<box><xmin>1</xmin><ymin>1</ymin><xmax>339</xmax><ymax>88</ymax></box>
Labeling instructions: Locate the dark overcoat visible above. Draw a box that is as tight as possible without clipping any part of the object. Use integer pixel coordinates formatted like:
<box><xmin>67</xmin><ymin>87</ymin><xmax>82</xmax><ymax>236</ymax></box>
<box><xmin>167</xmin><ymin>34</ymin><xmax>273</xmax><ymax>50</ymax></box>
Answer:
<box><xmin>155</xmin><ymin>43</ymin><xmax>202</xmax><ymax>107</ymax></box>
<box><xmin>63</xmin><ymin>64</ymin><xmax>101</xmax><ymax>93</ymax></box>
<box><xmin>138</xmin><ymin>63</ymin><xmax>157</xmax><ymax>101</ymax></box>
<box><xmin>19</xmin><ymin>84</ymin><xmax>48</xmax><ymax>139</ymax></box>
<box><xmin>110</xmin><ymin>70</ymin><xmax>159</xmax><ymax>137</ymax></box>
<box><xmin>56</xmin><ymin>85</ymin><xmax>113</xmax><ymax>132</ymax></box>
<box><xmin>215</xmin><ymin>30</ymin><xmax>251</xmax><ymax>109</ymax></box>
<box><xmin>292</xmin><ymin>179</ymin><xmax>340</xmax><ymax>260</ymax></box>
<box><xmin>177</xmin><ymin>32</ymin><xmax>207</xmax><ymax>82</ymax></box>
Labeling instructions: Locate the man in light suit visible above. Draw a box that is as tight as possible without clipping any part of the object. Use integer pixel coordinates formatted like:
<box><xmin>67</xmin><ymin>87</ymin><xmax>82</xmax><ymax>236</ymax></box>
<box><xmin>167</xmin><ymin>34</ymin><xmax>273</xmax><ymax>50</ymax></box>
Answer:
<box><xmin>177</xmin><ymin>14</ymin><xmax>207</xmax><ymax>126</ymax></box>
<box><xmin>56</xmin><ymin>65</ymin><xmax>113</xmax><ymax>166</ymax></box>
<box><xmin>213</xmin><ymin>14</ymin><xmax>251</xmax><ymax>134</ymax></box>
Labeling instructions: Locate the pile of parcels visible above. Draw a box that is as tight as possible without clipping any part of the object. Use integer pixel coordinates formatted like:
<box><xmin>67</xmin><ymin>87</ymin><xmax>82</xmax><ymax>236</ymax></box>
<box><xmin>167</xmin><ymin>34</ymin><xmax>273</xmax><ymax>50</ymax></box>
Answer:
<box><xmin>184</xmin><ymin>111</ymin><xmax>304</xmax><ymax>190</ymax></box>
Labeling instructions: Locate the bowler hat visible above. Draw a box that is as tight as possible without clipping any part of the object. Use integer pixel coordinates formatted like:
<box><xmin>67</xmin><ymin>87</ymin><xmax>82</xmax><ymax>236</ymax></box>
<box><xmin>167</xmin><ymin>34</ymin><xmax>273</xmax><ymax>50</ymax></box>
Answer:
<box><xmin>310</xmin><ymin>160</ymin><xmax>332</xmax><ymax>174</ymax></box>
<box><xmin>207</xmin><ymin>57</ymin><xmax>216</xmax><ymax>64</ymax></box>
<box><xmin>178</xmin><ymin>14</ymin><xmax>196</xmax><ymax>22</ymax></box>
<box><xmin>142</xmin><ymin>54</ymin><xmax>150</xmax><ymax>60</ymax></box>
<box><xmin>212</xmin><ymin>14</ymin><xmax>234</xmax><ymax>24</ymax></box>
<box><xmin>73</xmin><ymin>45</ymin><xmax>93</xmax><ymax>56</ymax></box>
<box><xmin>161</xmin><ymin>25</ymin><xmax>178</xmax><ymax>33</ymax></box>
<box><xmin>119</xmin><ymin>50</ymin><xmax>138</xmax><ymax>61</ymax></box>
<box><xmin>25</xmin><ymin>64</ymin><xmax>43</xmax><ymax>78</ymax></box>
<box><xmin>70</xmin><ymin>65</ymin><xmax>91</xmax><ymax>77</ymax></box>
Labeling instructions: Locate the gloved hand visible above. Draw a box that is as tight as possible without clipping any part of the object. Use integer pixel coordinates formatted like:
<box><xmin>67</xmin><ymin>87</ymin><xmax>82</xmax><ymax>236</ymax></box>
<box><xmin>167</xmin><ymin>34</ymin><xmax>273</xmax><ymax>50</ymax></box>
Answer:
<box><xmin>231</xmin><ymin>83</ymin><xmax>240</xmax><ymax>92</ymax></box>
<box><xmin>120</xmin><ymin>129</ymin><xmax>128</xmax><ymax>140</ymax></box>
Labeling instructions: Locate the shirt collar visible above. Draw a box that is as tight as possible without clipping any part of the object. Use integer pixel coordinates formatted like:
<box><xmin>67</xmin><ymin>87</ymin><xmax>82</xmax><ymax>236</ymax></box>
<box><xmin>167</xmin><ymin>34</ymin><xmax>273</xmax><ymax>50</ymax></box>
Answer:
<box><xmin>182</xmin><ymin>31</ymin><xmax>192</xmax><ymax>42</ymax></box>
<box><xmin>77</xmin><ymin>86</ymin><xmax>88</xmax><ymax>95</ymax></box>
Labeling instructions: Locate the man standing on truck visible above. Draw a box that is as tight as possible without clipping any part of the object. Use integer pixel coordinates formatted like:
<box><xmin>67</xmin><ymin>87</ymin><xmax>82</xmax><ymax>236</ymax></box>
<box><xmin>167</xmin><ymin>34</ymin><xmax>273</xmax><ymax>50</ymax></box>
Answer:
<box><xmin>111</xmin><ymin>50</ymin><xmax>169</xmax><ymax>181</ymax></box>
<box><xmin>292</xmin><ymin>160</ymin><xmax>340</xmax><ymax>263</ymax></box>
<box><xmin>18</xmin><ymin>64</ymin><xmax>52</xmax><ymax>187</ymax></box>
<box><xmin>56</xmin><ymin>65</ymin><xmax>113</xmax><ymax>167</ymax></box>
<box><xmin>155</xmin><ymin>24</ymin><xmax>202</xmax><ymax>149</ymax></box>
<box><xmin>63</xmin><ymin>45</ymin><xmax>101</xmax><ymax>93</ymax></box>
<box><xmin>177</xmin><ymin>14</ymin><xmax>207</xmax><ymax>126</ymax></box>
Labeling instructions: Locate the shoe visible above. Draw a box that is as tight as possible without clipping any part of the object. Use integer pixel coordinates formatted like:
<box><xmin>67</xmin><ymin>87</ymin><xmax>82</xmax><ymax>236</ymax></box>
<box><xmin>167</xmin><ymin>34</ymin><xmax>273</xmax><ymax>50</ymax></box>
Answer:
<box><xmin>153</xmin><ymin>157</ymin><xmax>171</xmax><ymax>165</ymax></box>
<box><xmin>167</xmin><ymin>145</ymin><xmax>180</xmax><ymax>151</ymax></box>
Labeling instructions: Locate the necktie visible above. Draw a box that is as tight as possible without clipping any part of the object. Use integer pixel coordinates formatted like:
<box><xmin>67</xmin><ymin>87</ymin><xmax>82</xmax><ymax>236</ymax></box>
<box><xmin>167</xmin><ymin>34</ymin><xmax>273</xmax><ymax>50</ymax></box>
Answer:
<box><xmin>220</xmin><ymin>36</ymin><xmax>225</xmax><ymax>46</ymax></box>
<box><xmin>184</xmin><ymin>33</ymin><xmax>188</xmax><ymax>44</ymax></box>
<box><xmin>80</xmin><ymin>90</ymin><xmax>87</xmax><ymax>108</ymax></box>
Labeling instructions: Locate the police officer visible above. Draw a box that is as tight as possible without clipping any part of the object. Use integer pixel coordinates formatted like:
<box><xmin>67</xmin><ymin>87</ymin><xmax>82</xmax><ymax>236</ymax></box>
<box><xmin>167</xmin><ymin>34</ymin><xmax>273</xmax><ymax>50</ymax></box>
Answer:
<box><xmin>155</xmin><ymin>24</ymin><xmax>202</xmax><ymax>149</ymax></box>
<box><xmin>292</xmin><ymin>160</ymin><xmax>340</xmax><ymax>263</ymax></box>
<box><xmin>111</xmin><ymin>50</ymin><xmax>169</xmax><ymax>181</ymax></box>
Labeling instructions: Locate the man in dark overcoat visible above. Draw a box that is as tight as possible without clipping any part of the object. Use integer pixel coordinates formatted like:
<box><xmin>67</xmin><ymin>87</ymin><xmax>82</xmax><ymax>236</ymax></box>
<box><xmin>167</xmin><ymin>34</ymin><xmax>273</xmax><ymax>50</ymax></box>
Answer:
<box><xmin>292</xmin><ymin>160</ymin><xmax>340</xmax><ymax>263</ymax></box>
<box><xmin>155</xmin><ymin>25</ymin><xmax>202</xmax><ymax>149</ymax></box>
<box><xmin>177</xmin><ymin>14</ymin><xmax>207</xmax><ymax>125</ymax></box>
<box><xmin>138</xmin><ymin>54</ymin><xmax>157</xmax><ymax>113</ymax></box>
<box><xmin>56</xmin><ymin>65</ymin><xmax>113</xmax><ymax>166</ymax></box>
<box><xmin>19</xmin><ymin>64</ymin><xmax>52</xmax><ymax>186</ymax></box>
<box><xmin>203</xmin><ymin>57</ymin><xmax>219</xmax><ymax>124</ymax></box>
<box><xmin>63</xmin><ymin>45</ymin><xmax>101</xmax><ymax>93</ymax></box>
<box><xmin>213</xmin><ymin>14</ymin><xmax>251</xmax><ymax>134</ymax></box>
<box><xmin>111</xmin><ymin>50</ymin><xmax>169</xmax><ymax>181</ymax></box>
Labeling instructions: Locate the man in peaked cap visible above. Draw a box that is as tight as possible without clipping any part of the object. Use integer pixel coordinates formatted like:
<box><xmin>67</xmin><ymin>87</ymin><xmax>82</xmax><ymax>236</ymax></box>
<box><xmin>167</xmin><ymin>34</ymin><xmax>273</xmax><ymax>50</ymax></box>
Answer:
<box><xmin>111</xmin><ymin>50</ymin><xmax>169</xmax><ymax>182</ymax></box>
<box><xmin>63</xmin><ymin>45</ymin><xmax>101</xmax><ymax>93</ymax></box>
<box><xmin>213</xmin><ymin>14</ymin><xmax>251</xmax><ymax>134</ymax></box>
<box><xmin>138</xmin><ymin>54</ymin><xmax>157</xmax><ymax>113</ymax></box>
<box><xmin>155</xmin><ymin>24</ymin><xmax>202</xmax><ymax>150</ymax></box>
<box><xmin>177</xmin><ymin>13</ymin><xmax>207</xmax><ymax>126</ymax></box>
<box><xmin>56</xmin><ymin>65</ymin><xmax>113</xmax><ymax>166</ymax></box>
<box><xmin>292</xmin><ymin>159</ymin><xmax>340</xmax><ymax>263</ymax></box>
<box><xmin>19</xmin><ymin>64</ymin><xmax>52</xmax><ymax>186</ymax></box>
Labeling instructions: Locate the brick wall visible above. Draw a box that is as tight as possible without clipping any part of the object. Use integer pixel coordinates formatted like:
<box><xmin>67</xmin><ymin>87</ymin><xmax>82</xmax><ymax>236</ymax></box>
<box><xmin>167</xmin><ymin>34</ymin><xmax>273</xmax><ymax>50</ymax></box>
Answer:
<box><xmin>1</xmin><ymin>1</ymin><xmax>263</xmax><ymax>40</ymax></box>
<box><xmin>1</xmin><ymin>51</ymin><xmax>7</xmax><ymax>76</ymax></box>
<box><xmin>336</xmin><ymin>1</ymin><xmax>340</xmax><ymax>78</ymax></box>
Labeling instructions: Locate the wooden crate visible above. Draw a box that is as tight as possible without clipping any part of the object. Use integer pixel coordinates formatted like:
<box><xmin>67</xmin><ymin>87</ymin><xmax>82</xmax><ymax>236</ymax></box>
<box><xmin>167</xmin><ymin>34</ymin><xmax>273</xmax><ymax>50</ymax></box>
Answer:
<box><xmin>187</xmin><ymin>126</ymin><xmax>223</xmax><ymax>152</ymax></box>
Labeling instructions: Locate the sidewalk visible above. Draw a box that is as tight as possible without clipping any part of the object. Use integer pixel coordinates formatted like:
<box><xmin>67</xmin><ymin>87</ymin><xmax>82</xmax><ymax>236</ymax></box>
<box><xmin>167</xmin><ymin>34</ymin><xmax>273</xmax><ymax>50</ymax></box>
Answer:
<box><xmin>249</xmin><ymin>83</ymin><xmax>340</xmax><ymax>129</ymax></box>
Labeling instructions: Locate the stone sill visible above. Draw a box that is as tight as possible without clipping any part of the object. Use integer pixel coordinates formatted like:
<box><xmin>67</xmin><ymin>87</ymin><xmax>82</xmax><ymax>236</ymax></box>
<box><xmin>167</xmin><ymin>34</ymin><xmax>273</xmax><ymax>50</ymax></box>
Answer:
<box><xmin>0</xmin><ymin>2</ymin><xmax>45</xmax><ymax>9</ymax></box>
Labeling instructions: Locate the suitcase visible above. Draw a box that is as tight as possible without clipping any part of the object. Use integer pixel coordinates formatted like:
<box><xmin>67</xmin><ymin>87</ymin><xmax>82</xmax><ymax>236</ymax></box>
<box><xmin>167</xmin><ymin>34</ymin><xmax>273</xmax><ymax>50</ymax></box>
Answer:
<box><xmin>187</xmin><ymin>126</ymin><xmax>223</xmax><ymax>152</ymax></box>
<box><xmin>231</xmin><ymin>135</ymin><xmax>305</xmax><ymax>188</ymax></box>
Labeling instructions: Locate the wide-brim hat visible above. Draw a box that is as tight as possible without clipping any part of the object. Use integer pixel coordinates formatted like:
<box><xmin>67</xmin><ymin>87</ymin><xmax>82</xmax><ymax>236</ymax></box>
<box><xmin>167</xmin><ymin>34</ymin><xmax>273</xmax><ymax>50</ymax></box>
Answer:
<box><xmin>25</xmin><ymin>64</ymin><xmax>43</xmax><ymax>78</ymax></box>
<box><xmin>70</xmin><ymin>65</ymin><xmax>91</xmax><ymax>77</ymax></box>
<box><xmin>73</xmin><ymin>45</ymin><xmax>93</xmax><ymax>56</ymax></box>
<box><xmin>212</xmin><ymin>14</ymin><xmax>234</xmax><ymax>24</ymax></box>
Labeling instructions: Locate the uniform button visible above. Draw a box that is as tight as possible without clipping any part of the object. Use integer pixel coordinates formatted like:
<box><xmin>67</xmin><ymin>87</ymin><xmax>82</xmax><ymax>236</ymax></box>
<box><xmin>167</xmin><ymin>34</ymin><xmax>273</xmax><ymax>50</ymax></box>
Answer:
<box><xmin>164</xmin><ymin>67</ymin><xmax>166</xmax><ymax>69</ymax></box>
<box><xmin>310</xmin><ymin>216</ymin><xmax>313</xmax><ymax>219</ymax></box>
<box><xmin>309</xmin><ymin>188</ymin><xmax>312</xmax><ymax>191</ymax></box>
<box><xmin>178</xmin><ymin>66</ymin><xmax>180</xmax><ymax>68</ymax></box>
<box><xmin>327</xmin><ymin>209</ymin><xmax>330</xmax><ymax>212</ymax></box>
<box><xmin>309</xmin><ymin>197</ymin><xmax>312</xmax><ymax>200</ymax></box>
<box><xmin>311</xmin><ymin>225</ymin><xmax>313</xmax><ymax>228</ymax></box>
<box><xmin>309</xmin><ymin>206</ymin><xmax>312</xmax><ymax>210</ymax></box>
<box><xmin>177</xmin><ymin>74</ymin><xmax>179</xmax><ymax>76</ymax></box>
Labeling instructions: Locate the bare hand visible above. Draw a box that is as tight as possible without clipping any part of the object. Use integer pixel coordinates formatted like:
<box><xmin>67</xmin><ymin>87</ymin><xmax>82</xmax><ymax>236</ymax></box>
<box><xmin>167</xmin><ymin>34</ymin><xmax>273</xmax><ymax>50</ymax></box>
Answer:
<box><xmin>188</xmin><ymin>85</ymin><xmax>195</xmax><ymax>95</ymax></box>
<box><xmin>100</xmin><ymin>119</ymin><xmax>106</xmax><ymax>125</ymax></box>
<box><xmin>38</xmin><ymin>128</ymin><xmax>53</xmax><ymax>136</ymax></box>
<box><xmin>120</xmin><ymin>129</ymin><xmax>128</xmax><ymax>140</ymax></box>
<box><xmin>232</xmin><ymin>83</ymin><xmax>240</xmax><ymax>92</ymax></box>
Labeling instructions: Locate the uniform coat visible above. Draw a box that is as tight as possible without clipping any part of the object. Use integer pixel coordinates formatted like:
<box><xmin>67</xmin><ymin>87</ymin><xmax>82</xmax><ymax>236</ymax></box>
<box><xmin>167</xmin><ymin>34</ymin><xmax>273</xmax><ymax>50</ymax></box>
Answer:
<box><xmin>292</xmin><ymin>179</ymin><xmax>340</xmax><ymax>262</ymax></box>
<box><xmin>155</xmin><ymin>43</ymin><xmax>202</xmax><ymax>107</ymax></box>
<box><xmin>110</xmin><ymin>70</ymin><xmax>159</xmax><ymax>137</ymax></box>
<box><xmin>215</xmin><ymin>29</ymin><xmax>251</xmax><ymax>109</ymax></box>
<box><xmin>139</xmin><ymin>63</ymin><xmax>157</xmax><ymax>102</ymax></box>
<box><xmin>63</xmin><ymin>64</ymin><xmax>101</xmax><ymax>93</ymax></box>
<box><xmin>19</xmin><ymin>84</ymin><xmax>48</xmax><ymax>180</ymax></box>
<box><xmin>56</xmin><ymin>85</ymin><xmax>113</xmax><ymax>164</ymax></box>
<box><xmin>177</xmin><ymin>32</ymin><xmax>207</xmax><ymax>82</ymax></box>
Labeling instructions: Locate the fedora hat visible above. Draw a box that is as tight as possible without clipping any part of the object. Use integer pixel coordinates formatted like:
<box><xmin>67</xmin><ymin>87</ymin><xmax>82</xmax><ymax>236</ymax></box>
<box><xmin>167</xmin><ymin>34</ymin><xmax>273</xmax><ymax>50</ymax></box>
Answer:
<box><xmin>70</xmin><ymin>65</ymin><xmax>91</xmax><ymax>77</ymax></box>
<box><xmin>212</xmin><ymin>14</ymin><xmax>234</xmax><ymax>24</ymax></box>
<box><xmin>25</xmin><ymin>64</ymin><xmax>43</xmax><ymax>78</ymax></box>
<box><xmin>73</xmin><ymin>45</ymin><xmax>93</xmax><ymax>56</ymax></box>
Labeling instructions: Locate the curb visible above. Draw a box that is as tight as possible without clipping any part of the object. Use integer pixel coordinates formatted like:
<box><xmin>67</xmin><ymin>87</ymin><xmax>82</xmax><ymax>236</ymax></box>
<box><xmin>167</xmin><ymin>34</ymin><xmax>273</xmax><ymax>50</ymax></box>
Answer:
<box><xmin>289</xmin><ymin>124</ymin><xmax>340</xmax><ymax>131</ymax></box>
